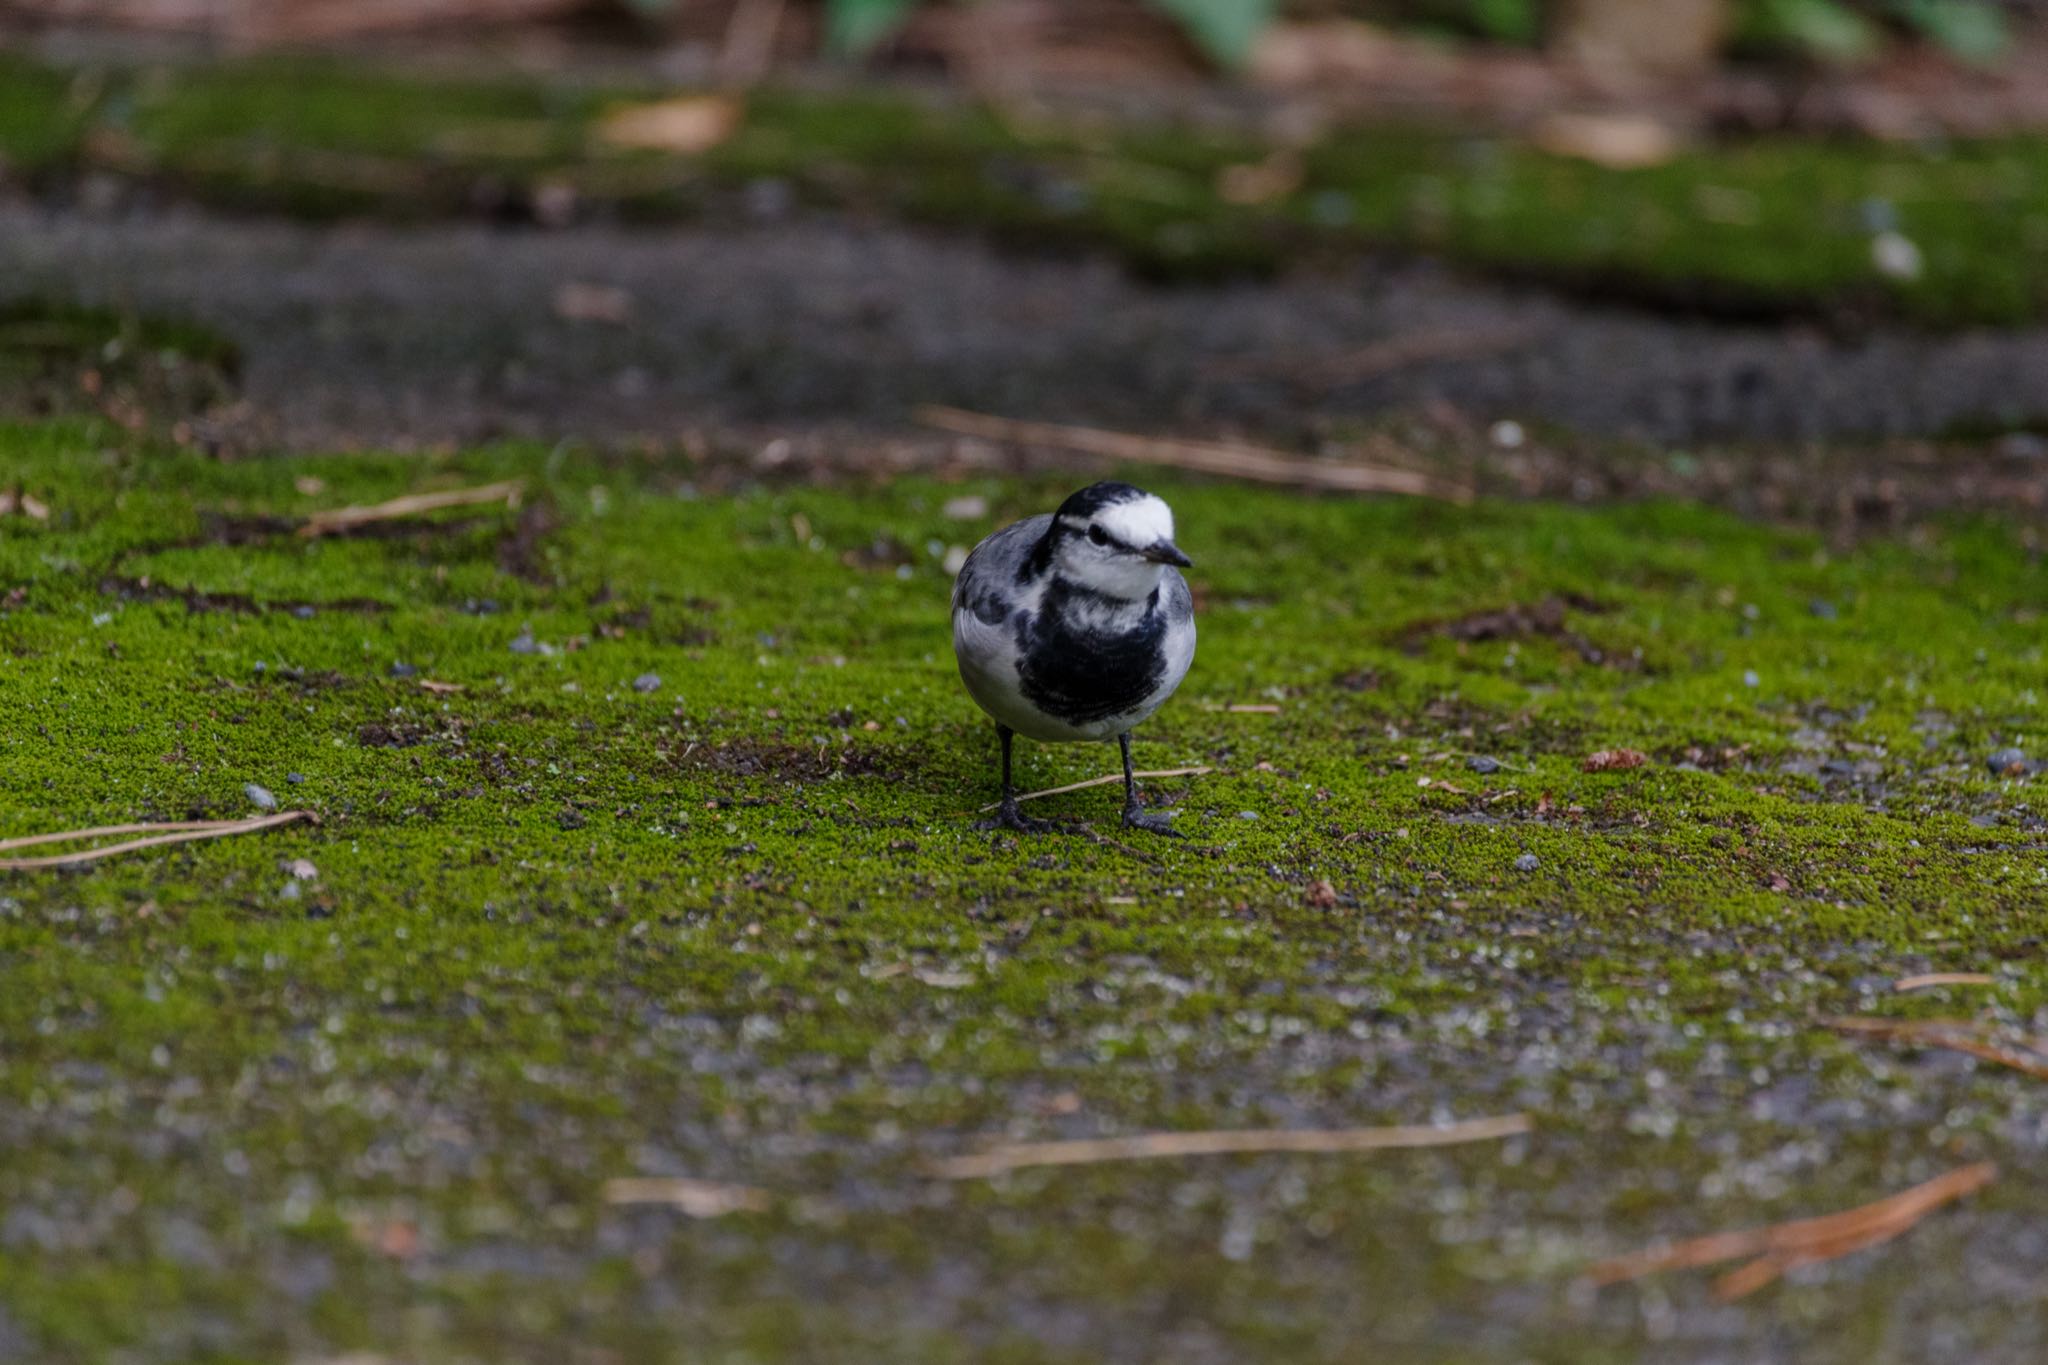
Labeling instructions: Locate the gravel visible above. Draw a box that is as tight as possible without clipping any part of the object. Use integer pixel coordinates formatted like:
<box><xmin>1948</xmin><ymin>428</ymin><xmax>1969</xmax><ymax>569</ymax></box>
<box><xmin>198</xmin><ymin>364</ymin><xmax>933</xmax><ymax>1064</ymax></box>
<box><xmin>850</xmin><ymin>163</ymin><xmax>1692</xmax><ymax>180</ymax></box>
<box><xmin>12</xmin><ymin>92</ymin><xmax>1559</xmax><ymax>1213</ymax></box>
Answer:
<box><xmin>1988</xmin><ymin>747</ymin><xmax>2031</xmax><ymax>776</ymax></box>
<box><xmin>12</xmin><ymin>207</ymin><xmax>2048</xmax><ymax>451</ymax></box>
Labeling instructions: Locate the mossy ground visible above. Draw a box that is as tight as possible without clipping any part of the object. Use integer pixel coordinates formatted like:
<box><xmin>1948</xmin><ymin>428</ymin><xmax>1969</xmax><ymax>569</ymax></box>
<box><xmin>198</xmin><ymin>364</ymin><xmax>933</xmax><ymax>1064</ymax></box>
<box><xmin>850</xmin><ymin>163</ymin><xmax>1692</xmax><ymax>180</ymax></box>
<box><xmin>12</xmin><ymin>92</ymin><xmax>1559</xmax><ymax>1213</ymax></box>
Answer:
<box><xmin>2</xmin><ymin>418</ymin><xmax>2045</xmax><ymax>1361</ymax></box>
<box><xmin>6</xmin><ymin>52</ymin><xmax>2048</xmax><ymax>324</ymax></box>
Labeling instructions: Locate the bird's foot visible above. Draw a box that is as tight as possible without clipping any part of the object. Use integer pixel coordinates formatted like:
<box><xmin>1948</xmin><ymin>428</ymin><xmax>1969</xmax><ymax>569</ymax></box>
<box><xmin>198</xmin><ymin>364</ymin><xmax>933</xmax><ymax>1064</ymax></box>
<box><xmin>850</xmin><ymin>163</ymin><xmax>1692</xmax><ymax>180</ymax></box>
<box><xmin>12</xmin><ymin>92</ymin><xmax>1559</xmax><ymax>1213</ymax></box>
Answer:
<box><xmin>1122</xmin><ymin>804</ymin><xmax>1183</xmax><ymax>838</ymax></box>
<box><xmin>975</xmin><ymin>799</ymin><xmax>1058</xmax><ymax>835</ymax></box>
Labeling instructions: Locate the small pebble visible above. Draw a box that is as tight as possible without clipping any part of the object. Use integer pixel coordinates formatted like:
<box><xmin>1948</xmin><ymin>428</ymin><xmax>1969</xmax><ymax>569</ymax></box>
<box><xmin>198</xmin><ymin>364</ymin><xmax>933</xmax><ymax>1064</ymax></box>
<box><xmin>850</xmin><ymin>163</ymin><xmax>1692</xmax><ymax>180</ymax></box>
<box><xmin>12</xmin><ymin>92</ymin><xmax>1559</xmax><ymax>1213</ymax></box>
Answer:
<box><xmin>633</xmin><ymin>672</ymin><xmax>662</xmax><ymax>694</ymax></box>
<box><xmin>1856</xmin><ymin>197</ymin><xmax>1899</xmax><ymax>233</ymax></box>
<box><xmin>744</xmin><ymin>177</ymin><xmax>794</xmax><ymax>221</ymax></box>
<box><xmin>389</xmin><ymin>662</ymin><xmax>418</xmax><ymax>679</ymax></box>
<box><xmin>1987</xmin><ymin>747</ymin><xmax>2030</xmax><ymax>777</ymax></box>
<box><xmin>1998</xmin><ymin>432</ymin><xmax>2046</xmax><ymax>460</ymax></box>
<box><xmin>1308</xmin><ymin>190</ymin><xmax>1353</xmax><ymax>227</ymax></box>
<box><xmin>509</xmin><ymin>630</ymin><xmax>540</xmax><ymax>655</ymax></box>
<box><xmin>243</xmin><ymin>783</ymin><xmax>278</xmax><ymax>812</ymax></box>
<box><xmin>1870</xmin><ymin>231</ymin><xmax>1923</xmax><ymax>282</ymax></box>
<box><xmin>942</xmin><ymin>495</ymin><xmax>989</xmax><ymax>521</ymax></box>
<box><xmin>1466</xmin><ymin>755</ymin><xmax>1502</xmax><ymax>775</ymax></box>
<box><xmin>1237</xmin><ymin>811</ymin><xmax>1259</xmax><ymax>821</ymax></box>
<box><xmin>1808</xmin><ymin>599</ymin><xmax>1838</xmax><ymax>620</ymax></box>
<box><xmin>290</xmin><ymin>605</ymin><xmax>316</xmax><ymax>620</ymax></box>
<box><xmin>1513</xmin><ymin>853</ymin><xmax>1541</xmax><ymax>873</ymax></box>
<box><xmin>1489</xmin><ymin>419</ymin><xmax>1526</xmax><ymax>450</ymax></box>
<box><xmin>286</xmin><ymin>772</ymin><xmax>306</xmax><ymax>784</ymax></box>
<box><xmin>287</xmin><ymin>858</ymin><xmax>319</xmax><ymax>881</ymax></box>
<box><xmin>1743</xmin><ymin>670</ymin><xmax>1761</xmax><ymax>689</ymax></box>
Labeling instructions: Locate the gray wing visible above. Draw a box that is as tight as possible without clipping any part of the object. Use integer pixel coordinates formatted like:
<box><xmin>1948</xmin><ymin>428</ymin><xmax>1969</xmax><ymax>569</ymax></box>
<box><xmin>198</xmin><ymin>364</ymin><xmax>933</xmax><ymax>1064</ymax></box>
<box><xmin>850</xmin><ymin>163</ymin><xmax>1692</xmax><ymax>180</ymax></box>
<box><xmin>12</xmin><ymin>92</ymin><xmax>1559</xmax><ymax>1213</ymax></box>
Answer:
<box><xmin>951</xmin><ymin>515</ymin><xmax>1048</xmax><ymax>686</ymax></box>
<box><xmin>951</xmin><ymin>514</ymin><xmax>1050</xmax><ymax>620</ymax></box>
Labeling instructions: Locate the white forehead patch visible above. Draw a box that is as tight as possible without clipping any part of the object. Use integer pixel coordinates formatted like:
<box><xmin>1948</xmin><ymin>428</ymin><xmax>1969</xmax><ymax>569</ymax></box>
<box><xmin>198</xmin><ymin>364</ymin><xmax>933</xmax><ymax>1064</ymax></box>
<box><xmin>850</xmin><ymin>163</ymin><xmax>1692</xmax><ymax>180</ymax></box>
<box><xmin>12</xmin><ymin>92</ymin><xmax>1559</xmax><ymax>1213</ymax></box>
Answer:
<box><xmin>1098</xmin><ymin>495</ymin><xmax>1173</xmax><ymax>547</ymax></box>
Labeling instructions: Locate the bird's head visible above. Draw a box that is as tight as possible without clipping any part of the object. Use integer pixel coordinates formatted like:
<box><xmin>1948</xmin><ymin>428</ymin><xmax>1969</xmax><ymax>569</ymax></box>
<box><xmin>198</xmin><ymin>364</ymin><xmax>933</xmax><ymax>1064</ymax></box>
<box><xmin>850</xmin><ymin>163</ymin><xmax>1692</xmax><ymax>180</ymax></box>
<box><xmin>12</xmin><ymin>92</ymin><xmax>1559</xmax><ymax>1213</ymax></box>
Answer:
<box><xmin>1050</xmin><ymin>481</ymin><xmax>1191</xmax><ymax>600</ymax></box>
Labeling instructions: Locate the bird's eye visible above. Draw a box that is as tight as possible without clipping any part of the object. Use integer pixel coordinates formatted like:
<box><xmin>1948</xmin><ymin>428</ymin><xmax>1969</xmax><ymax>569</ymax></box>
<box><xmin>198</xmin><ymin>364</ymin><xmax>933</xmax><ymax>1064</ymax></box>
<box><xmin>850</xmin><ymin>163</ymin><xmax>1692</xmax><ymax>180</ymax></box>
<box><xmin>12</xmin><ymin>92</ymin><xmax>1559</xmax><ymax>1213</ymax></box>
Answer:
<box><xmin>1087</xmin><ymin>526</ymin><xmax>1108</xmax><ymax>546</ymax></box>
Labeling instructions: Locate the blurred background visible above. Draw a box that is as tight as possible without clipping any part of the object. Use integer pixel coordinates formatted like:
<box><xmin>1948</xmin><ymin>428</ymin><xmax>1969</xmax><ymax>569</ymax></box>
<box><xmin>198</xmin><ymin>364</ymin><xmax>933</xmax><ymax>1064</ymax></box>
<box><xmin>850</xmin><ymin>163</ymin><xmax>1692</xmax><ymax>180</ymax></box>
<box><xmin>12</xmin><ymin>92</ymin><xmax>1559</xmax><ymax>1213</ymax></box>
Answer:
<box><xmin>2</xmin><ymin>0</ymin><xmax>2046</xmax><ymax>506</ymax></box>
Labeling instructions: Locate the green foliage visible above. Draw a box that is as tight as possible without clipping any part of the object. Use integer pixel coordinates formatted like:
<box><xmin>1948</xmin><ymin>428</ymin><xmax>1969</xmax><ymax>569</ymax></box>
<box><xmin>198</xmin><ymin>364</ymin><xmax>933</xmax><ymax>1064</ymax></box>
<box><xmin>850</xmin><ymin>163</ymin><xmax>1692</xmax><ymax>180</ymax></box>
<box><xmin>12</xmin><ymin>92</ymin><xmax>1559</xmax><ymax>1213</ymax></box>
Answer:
<box><xmin>6</xmin><ymin>56</ymin><xmax>2048</xmax><ymax>324</ymax></box>
<box><xmin>824</xmin><ymin>0</ymin><xmax>921</xmax><ymax>55</ymax></box>
<box><xmin>816</xmin><ymin>0</ymin><xmax>1276</xmax><ymax>66</ymax></box>
<box><xmin>1145</xmin><ymin>0</ymin><xmax>1277</xmax><ymax>67</ymax></box>
<box><xmin>1890</xmin><ymin>0</ymin><xmax>2010</xmax><ymax>63</ymax></box>
<box><xmin>1470</xmin><ymin>0</ymin><xmax>1542</xmax><ymax>44</ymax></box>
<box><xmin>1739</xmin><ymin>0</ymin><xmax>1886</xmax><ymax>62</ymax></box>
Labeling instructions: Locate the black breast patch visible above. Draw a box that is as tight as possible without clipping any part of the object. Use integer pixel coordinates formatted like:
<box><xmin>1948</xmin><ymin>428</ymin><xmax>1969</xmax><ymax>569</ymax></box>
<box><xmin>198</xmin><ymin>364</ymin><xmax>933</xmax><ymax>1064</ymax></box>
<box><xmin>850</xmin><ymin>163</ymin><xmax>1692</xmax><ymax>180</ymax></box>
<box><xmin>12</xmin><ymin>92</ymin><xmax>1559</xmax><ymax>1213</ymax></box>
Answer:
<box><xmin>1015</xmin><ymin>580</ymin><xmax>1166</xmax><ymax>727</ymax></box>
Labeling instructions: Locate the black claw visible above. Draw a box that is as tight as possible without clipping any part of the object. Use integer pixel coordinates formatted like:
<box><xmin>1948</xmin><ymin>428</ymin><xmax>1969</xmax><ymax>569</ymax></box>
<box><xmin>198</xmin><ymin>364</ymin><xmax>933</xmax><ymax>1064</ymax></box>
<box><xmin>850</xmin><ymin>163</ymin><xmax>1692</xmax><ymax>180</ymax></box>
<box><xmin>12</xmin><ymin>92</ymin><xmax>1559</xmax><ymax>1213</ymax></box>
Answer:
<box><xmin>976</xmin><ymin>800</ymin><xmax>1057</xmax><ymax>835</ymax></box>
<box><xmin>1122</xmin><ymin>806</ymin><xmax>1183</xmax><ymax>838</ymax></box>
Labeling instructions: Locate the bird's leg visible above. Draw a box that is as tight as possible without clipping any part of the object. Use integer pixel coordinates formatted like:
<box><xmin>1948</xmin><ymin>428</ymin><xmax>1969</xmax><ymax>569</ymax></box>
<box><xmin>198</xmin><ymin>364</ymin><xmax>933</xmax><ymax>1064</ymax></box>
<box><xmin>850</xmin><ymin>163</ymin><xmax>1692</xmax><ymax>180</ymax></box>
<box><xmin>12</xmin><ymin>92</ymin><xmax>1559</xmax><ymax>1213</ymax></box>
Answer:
<box><xmin>1119</xmin><ymin>731</ymin><xmax>1181</xmax><ymax>837</ymax></box>
<box><xmin>975</xmin><ymin>724</ymin><xmax>1055</xmax><ymax>834</ymax></box>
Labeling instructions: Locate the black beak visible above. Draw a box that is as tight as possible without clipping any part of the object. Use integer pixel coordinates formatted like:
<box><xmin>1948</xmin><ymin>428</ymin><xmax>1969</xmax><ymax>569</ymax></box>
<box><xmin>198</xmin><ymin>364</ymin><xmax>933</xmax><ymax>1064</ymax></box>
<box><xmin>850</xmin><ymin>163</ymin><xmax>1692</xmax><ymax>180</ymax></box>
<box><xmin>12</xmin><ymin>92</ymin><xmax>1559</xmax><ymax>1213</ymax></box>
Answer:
<box><xmin>1142</xmin><ymin>540</ymin><xmax>1192</xmax><ymax>568</ymax></box>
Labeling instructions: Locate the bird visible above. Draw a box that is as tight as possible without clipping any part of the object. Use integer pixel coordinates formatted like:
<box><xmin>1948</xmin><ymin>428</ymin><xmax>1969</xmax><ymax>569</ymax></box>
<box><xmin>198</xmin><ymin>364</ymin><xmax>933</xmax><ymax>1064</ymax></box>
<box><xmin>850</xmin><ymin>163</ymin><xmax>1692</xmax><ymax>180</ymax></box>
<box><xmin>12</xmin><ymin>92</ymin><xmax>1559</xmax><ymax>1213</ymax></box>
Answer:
<box><xmin>951</xmin><ymin>481</ymin><xmax>1196</xmax><ymax>836</ymax></box>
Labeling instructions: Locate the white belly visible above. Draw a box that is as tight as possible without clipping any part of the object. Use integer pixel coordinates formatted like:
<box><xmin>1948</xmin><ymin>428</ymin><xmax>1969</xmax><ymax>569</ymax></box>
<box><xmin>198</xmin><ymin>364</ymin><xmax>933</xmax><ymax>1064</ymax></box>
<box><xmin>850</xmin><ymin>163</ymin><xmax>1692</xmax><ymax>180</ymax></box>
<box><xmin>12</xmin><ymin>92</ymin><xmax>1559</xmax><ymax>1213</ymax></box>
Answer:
<box><xmin>953</xmin><ymin>608</ymin><xmax>1194</xmax><ymax>743</ymax></box>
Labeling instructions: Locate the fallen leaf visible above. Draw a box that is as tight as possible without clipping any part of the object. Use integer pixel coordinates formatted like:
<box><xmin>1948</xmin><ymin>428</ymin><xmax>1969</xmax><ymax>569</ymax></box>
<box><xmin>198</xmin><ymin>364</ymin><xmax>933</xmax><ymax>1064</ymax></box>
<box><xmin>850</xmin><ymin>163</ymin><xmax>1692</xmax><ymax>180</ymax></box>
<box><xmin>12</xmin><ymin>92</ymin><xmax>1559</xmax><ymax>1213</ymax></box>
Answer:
<box><xmin>349</xmin><ymin>1218</ymin><xmax>420</xmax><ymax>1260</ymax></box>
<box><xmin>1249</xmin><ymin>19</ymin><xmax>1401</xmax><ymax>88</ymax></box>
<box><xmin>597</xmin><ymin>95</ymin><xmax>743</xmax><ymax>154</ymax></box>
<box><xmin>1531</xmin><ymin>113</ymin><xmax>1682</xmax><ymax>170</ymax></box>
<box><xmin>1</xmin><ymin>490</ymin><xmax>51</xmax><ymax>520</ymax></box>
<box><xmin>552</xmin><ymin>281</ymin><xmax>634</xmax><ymax>325</ymax></box>
<box><xmin>1305</xmin><ymin>878</ymin><xmax>1338</xmax><ymax>909</ymax></box>
<box><xmin>1216</xmin><ymin>152</ymin><xmax>1302</xmax><ymax>205</ymax></box>
<box><xmin>1583</xmin><ymin>749</ymin><xmax>1647</xmax><ymax>772</ymax></box>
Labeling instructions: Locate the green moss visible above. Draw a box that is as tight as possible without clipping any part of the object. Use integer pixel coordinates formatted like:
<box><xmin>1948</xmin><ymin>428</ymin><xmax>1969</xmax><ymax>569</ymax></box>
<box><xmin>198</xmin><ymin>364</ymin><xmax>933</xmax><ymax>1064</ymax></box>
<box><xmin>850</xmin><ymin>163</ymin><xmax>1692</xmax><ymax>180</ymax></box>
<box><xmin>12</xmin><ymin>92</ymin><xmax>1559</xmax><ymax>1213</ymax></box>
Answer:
<box><xmin>4</xmin><ymin>55</ymin><xmax>2048</xmax><ymax>320</ymax></box>
<box><xmin>0</xmin><ymin>54</ymin><xmax>94</xmax><ymax>174</ymax></box>
<box><xmin>1</xmin><ymin>418</ymin><xmax>2045</xmax><ymax>1359</ymax></box>
<box><xmin>0</xmin><ymin>301</ymin><xmax>240</xmax><ymax>425</ymax></box>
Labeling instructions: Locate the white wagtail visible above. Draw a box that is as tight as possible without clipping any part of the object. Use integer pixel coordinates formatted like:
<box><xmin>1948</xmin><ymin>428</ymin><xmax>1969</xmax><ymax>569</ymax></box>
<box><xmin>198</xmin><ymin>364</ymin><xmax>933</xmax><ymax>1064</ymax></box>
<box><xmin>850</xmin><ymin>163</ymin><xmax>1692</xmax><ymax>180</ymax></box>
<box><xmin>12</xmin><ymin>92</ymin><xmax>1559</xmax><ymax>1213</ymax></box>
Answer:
<box><xmin>952</xmin><ymin>481</ymin><xmax>1196</xmax><ymax>836</ymax></box>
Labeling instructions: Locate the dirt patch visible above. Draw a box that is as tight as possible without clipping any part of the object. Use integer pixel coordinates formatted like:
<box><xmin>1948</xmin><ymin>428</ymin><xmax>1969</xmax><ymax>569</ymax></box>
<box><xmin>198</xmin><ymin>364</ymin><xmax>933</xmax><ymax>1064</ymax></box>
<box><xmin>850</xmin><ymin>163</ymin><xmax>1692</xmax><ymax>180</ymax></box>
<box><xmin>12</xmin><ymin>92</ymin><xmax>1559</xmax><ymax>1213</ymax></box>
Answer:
<box><xmin>1396</xmin><ymin>594</ymin><xmax>1628</xmax><ymax>668</ymax></box>
<box><xmin>99</xmin><ymin>574</ymin><xmax>388</xmax><ymax>617</ymax></box>
<box><xmin>356</xmin><ymin>720</ymin><xmax>440</xmax><ymax>753</ymax></box>
<box><xmin>497</xmin><ymin>500</ymin><xmax>561</xmax><ymax>586</ymax></box>
<box><xmin>676</xmin><ymin>737</ymin><xmax>903</xmax><ymax>783</ymax></box>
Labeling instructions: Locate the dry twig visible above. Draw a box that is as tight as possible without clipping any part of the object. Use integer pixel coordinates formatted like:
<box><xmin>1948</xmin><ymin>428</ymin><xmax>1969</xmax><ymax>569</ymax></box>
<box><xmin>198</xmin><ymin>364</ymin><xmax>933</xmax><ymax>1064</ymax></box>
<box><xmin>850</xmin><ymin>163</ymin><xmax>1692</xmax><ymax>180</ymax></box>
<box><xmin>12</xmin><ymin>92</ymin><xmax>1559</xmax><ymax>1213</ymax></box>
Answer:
<box><xmin>0</xmin><ymin>811</ymin><xmax>316</xmax><ymax>871</ymax></box>
<box><xmin>1893</xmin><ymin>973</ymin><xmax>1995</xmax><ymax>992</ymax></box>
<box><xmin>1586</xmin><ymin>1161</ymin><xmax>1995</xmax><ymax>1300</ymax></box>
<box><xmin>976</xmin><ymin>766</ymin><xmax>1212</xmax><ymax>813</ymax></box>
<box><xmin>602</xmin><ymin>1177</ymin><xmax>771</xmax><ymax>1218</ymax></box>
<box><xmin>1825</xmin><ymin>1015</ymin><xmax>2048</xmax><ymax>1081</ymax></box>
<box><xmin>930</xmin><ymin>1112</ymin><xmax>1531</xmax><ymax>1179</ymax></box>
<box><xmin>298</xmin><ymin>480</ymin><xmax>524</xmax><ymax>539</ymax></box>
<box><xmin>918</xmin><ymin>406</ymin><xmax>1467</xmax><ymax>500</ymax></box>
